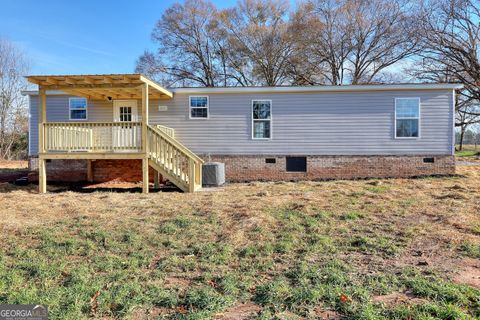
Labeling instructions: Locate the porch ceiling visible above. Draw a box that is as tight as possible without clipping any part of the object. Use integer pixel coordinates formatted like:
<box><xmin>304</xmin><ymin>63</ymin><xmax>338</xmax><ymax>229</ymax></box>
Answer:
<box><xmin>26</xmin><ymin>73</ymin><xmax>173</xmax><ymax>100</ymax></box>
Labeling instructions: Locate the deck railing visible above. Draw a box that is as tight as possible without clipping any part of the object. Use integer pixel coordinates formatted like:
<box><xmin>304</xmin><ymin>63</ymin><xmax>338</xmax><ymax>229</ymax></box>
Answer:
<box><xmin>147</xmin><ymin>125</ymin><xmax>203</xmax><ymax>192</ymax></box>
<box><xmin>43</xmin><ymin>122</ymin><xmax>142</xmax><ymax>152</ymax></box>
<box><xmin>156</xmin><ymin>125</ymin><xmax>175</xmax><ymax>138</ymax></box>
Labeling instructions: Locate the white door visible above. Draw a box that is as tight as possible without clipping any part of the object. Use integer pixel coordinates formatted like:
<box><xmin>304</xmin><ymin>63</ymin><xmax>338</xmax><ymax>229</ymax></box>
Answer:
<box><xmin>113</xmin><ymin>100</ymin><xmax>140</xmax><ymax>150</ymax></box>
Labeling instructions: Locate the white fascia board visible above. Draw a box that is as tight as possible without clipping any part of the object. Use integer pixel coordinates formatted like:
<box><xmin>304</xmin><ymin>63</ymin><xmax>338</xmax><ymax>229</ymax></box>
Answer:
<box><xmin>171</xmin><ymin>83</ymin><xmax>463</xmax><ymax>94</ymax></box>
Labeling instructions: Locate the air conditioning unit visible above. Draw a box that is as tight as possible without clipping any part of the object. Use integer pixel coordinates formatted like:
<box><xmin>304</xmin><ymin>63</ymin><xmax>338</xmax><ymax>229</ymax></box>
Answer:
<box><xmin>202</xmin><ymin>162</ymin><xmax>225</xmax><ymax>186</ymax></box>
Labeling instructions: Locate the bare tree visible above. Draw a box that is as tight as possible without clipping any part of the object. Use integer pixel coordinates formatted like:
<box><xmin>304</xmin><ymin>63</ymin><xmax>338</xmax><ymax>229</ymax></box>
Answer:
<box><xmin>135</xmin><ymin>0</ymin><xmax>225</xmax><ymax>87</ymax></box>
<box><xmin>217</xmin><ymin>0</ymin><xmax>295</xmax><ymax>86</ymax></box>
<box><xmin>457</xmin><ymin>102</ymin><xmax>480</xmax><ymax>150</ymax></box>
<box><xmin>290</xmin><ymin>1</ymin><xmax>352</xmax><ymax>85</ymax></box>
<box><xmin>291</xmin><ymin>0</ymin><xmax>420</xmax><ymax>85</ymax></box>
<box><xmin>0</xmin><ymin>38</ymin><xmax>29</xmax><ymax>159</ymax></box>
<box><xmin>137</xmin><ymin>0</ymin><xmax>424</xmax><ymax>88</ymax></box>
<box><xmin>347</xmin><ymin>0</ymin><xmax>421</xmax><ymax>84</ymax></box>
<box><xmin>413</xmin><ymin>0</ymin><xmax>480</xmax><ymax>149</ymax></box>
<box><xmin>139</xmin><ymin>0</ymin><xmax>297</xmax><ymax>87</ymax></box>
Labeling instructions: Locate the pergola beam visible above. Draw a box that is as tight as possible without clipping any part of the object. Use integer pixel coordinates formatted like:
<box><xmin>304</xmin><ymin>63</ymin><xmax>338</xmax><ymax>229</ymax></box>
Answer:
<box><xmin>140</xmin><ymin>76</ymin><xmax>173</xmax><ymax>98</ymax></box>
<box><xmin>37</xmin><ymin>83</ymin><xmax>143</xmax><ymax>90</ymax></box>
<box><xmin>62</xmin><ymin>89</ymin><xmax>105</xmax><ymax>100</ymax></box>
<box><xmin>26</xmin><ymin>74</ymin><xmax>173</xmax><ymax>100</ymax></box>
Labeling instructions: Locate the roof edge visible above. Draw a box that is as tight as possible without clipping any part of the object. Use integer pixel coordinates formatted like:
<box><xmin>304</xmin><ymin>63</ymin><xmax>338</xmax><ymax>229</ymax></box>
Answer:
<box><xmin>171</xmin><ymin>83</ymin><xmax>463</xmax><ymax>94</ymax></box>
<box><xmin>22</xmin><ymin>83</ymin><xmax>463</xmax><ymax>96</ymax></box>
<box><xmin>21</xmin><ymin>90</ymin><xmax>68</xmax><ymax>96</ymax></box>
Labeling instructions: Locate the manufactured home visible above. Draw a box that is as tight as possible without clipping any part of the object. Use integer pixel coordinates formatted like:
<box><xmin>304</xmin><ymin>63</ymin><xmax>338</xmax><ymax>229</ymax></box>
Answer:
<box><xmin>23</xmin><ymin>74</ymin><xmax>461</xmax><ymax>193</ymax></box>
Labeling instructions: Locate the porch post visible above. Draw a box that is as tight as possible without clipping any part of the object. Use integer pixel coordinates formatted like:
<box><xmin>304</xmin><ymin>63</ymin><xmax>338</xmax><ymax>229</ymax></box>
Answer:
<box><xmin>38</xmin><ymin>87</ymin><xmax>47</xmax><ymax>193</ymax></box>
<box><xmin>142</xmin><ymin>84</ymin><xmax>149</xmax><ymax>193</ymax></box>
<box><xmin>87</xmin><ymin>160</ymin><xmax>93</xmax><ymax>182</ymax></box>
<box><xmin>154</xmin><ymin>170</ymin><xmax>160</xmax><ymax>189</ymax></box>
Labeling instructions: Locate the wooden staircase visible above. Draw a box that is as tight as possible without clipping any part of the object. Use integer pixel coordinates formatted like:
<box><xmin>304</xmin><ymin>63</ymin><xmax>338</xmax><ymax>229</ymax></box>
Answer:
<box><xmin>146</xmin><ymin>125</ymin><xmax>203</xmax><ymax>192</ymax></box>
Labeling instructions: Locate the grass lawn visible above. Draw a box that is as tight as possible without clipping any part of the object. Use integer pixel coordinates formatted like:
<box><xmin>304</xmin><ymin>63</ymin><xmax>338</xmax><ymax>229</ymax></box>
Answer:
<box><xmin>0</xmin><ymin>165</ymin><xmax>479</xmax><ymax>319</ymax></box>
<box><xmin>455</xmin><ymin>145</ymin><xmax>480</xmax><ymax>157</ymax></box>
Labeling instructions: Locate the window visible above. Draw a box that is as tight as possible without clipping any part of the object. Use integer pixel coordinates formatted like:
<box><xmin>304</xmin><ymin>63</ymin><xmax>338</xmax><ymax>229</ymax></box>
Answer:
<box><xmin>252</xmin><ymin>100</ymin><xmax>272</xmax><ymax>139</ymax></box>
<box><xmin>189</xmin><ymin>96</ymin><xmax>208</xmax><ymax>118</ymax></box>
<box><xmin>69</xmin><ymin>98</ymin><xmax>87</xmax><ymax>120</ymax></box>
<box><xmin>286</xmin><ymin>157</ymin><xmax>307</xmax><ymax>172</ymax></box>
<box><xmin>265</xmin><ymin>158</ymin><xmax>276</xmax><ymax>164</ymax></box>
<box><xmin>395</xmin><ymin>98</ymin><xmax>420</xmax><ymax>138</ymax></box>
<box><xmin>119</xmin><ymin>106</ymin><xmax>132</xmax><ymax>122</ymax></box>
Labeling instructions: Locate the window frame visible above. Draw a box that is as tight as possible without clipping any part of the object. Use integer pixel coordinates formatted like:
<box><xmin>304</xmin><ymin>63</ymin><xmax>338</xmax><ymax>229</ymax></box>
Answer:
<box><xmin>189</xmin><ymin>95</ymin><xmax>209</xmax><ymax>119</ymax></box>
<box><xmin>394</xmin><ymin>97</ymin><xmax>421</xmax><ymax>139</ymax></box>
<box><xmin>69</xmin><ymin>97</ymin><xmax>88</xmax><ymax>121</ymax></box>
<box><xmin>251</xmin><ymin>99</ymin><xmax>272</xmax><ymax>140</ymax></box>
<box><xmin>119</xmin><ymin>106</ymin><xmax>133</xmax><ymax>122</ymax></box>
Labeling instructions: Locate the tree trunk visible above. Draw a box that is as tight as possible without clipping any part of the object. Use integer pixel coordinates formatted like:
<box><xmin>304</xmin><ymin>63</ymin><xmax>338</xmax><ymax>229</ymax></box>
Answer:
<box><xmin>459</xmin><ymin>126</ymin><xmax>466</xmax><ymax>151</ymax></box>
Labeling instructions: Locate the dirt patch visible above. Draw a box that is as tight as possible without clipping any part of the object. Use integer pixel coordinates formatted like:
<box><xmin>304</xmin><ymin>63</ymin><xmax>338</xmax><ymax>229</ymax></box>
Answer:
<box><xmin>311</xmin><ymin>307</ymin><xmax>341</xmax><ymax>319</ymax></box>
<box><xmin>82</xmin><ymin>180</ymin><xmax>143</xmax><ymax>189</ymax></box>
<box><xmin>130</xmin><ymin>307</ymin><xmax>173</xmax><ymax>319</ymax></box>
<box><xmin>453</xmin><ymin>258</ymin><xmax>480</xmax><ymax>289</ymax></box>
<box><xmin>392</xmin><ymin>227</ymin><xmax>474</xmax><ymax>277</ymax></box>
<box><xmin>215</xmin><ymin>303</ymin><xmax>261</xmax><ymax>319</ymax></box>
<box><xmin>163</xmin><ymin>276</ymin><xmax>191</xmax><ymax>289</ymax></box>
<box><xmin>372</xmin><ymin>291</ymin><xmax>427</xmax><ymax>306</ymax></box>
<box><xmin>275</xmin><ymin>311</ymin><xmax>303</xmax><ymax>320</ymax></box>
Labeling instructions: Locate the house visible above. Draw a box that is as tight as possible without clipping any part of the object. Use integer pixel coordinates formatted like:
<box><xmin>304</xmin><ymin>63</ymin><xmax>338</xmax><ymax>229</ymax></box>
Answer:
<box><xmin>23</xmin><ymin>74</ymin><xmax>462</xmax><ymax>193</ymax></box>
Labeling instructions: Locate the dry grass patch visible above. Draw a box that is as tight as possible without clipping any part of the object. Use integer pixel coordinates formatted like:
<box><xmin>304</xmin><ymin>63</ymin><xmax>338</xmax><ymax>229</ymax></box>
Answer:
<box><xmin>0</xmin><ymin>160</ymin><xmax>27</xmax><ymax>169</ymax></box>
<box><xmin>0</xmin><ymin>165</ymin><xmax>479</xmax><ymax>319</ymax></box>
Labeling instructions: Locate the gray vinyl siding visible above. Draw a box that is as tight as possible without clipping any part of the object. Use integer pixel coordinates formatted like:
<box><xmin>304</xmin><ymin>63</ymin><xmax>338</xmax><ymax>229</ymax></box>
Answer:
<box><xmin>29</xmin><ymin>89</ymin><xmax>454</xmax><ymax>156</ymax></box>
<box><xmin>29</xmin><ymin>96</ymin><xmax>116</xmax><ymax>155</ymax></box>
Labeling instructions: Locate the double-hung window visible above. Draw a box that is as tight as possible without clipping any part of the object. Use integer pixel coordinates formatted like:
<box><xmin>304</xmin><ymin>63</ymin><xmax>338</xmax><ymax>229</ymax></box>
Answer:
<box><xmin>395</xmin><ymin>98</ymin><xmax>420</xmax><ymax>138</ymax></box>
<box><xmin>189</xmin><ymin>96</ymin><xmax>209</xmax><ymax>118</ymax></box>
<box><xmin>252</xmin><ymin>100</ymin><xmax>272</xmax><ymax>139</ymax></box>
<box><xmin>69</xmin><ymin>98</ymin><xmax>87</xmax><ymax>120</ymax></box>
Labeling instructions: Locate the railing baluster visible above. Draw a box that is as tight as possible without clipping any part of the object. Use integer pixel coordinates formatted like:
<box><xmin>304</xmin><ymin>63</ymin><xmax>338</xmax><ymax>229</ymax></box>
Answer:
<box><xmin>42</xmin><ymin>122</ymin><xmax>139</xmax><ymax>152</ymax></box>
<box><xmin>44</xmin><ymin>122</ymin><xmax>202</xmax><ymax>190</ymax></box>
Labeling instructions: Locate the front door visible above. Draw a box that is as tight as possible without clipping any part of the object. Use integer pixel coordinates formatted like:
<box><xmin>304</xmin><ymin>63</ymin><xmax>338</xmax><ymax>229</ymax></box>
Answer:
<box><xmin>114</xmin><ymin>100</ymin><xmax>138</xmax><ymax>122</ymax></box>
<box><xmin>113</xmin><ymin>100</ymin><xmax>140</xmax><ymax>150</ymax></box>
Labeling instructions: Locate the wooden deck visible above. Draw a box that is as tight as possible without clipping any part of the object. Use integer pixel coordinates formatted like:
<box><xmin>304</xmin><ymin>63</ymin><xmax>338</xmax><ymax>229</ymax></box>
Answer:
<box><xmin>38</xmin><ymin>122</ymin><xmax>203</xmax><ymax>192</ymax></box>
<box><xmin>29</xmin><ymin>74</ymin><xmax>203</xmax><ymax>193</ymax></box>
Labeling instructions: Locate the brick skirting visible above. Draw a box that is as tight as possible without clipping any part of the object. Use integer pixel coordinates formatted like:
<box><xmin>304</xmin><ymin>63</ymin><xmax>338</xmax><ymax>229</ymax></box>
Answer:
<box><xmin>28</xmin><ymin>155</ymin><xmax>455</xmax><ymax>183</ymax></box>
<box><xmin>28</xmin><ymin>159</ymin><xmax>155</xmax><ymax>183</ymax></box>
<box><xmin>204</xmin><ymin>154</ymin><xmax>456</xmax><ymax>182</ymax></box>
<box><xmin>29</xmin><ymin>158</ymin><xmax>87</xmax><ymax>182</ymax></box>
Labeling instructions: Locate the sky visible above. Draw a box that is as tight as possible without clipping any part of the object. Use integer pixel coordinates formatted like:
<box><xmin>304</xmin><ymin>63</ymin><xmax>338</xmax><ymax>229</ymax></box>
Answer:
<box><xmin>0</xmin><ymin>0</ymin><xmax>237</xmax><ymax>75</ymax></box>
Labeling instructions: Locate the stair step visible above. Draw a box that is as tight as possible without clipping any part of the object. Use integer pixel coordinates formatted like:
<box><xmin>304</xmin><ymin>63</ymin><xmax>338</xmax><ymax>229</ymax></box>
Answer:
<box><xmin>147</xmin><ymin>124</ymin><xmax>203</xmax><ymax>193</ymax></box>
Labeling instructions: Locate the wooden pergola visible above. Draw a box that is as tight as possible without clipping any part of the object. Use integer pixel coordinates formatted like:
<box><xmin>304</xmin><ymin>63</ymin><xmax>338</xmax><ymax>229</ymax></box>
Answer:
<box><xmin>27</xmin><ymin>74</ymin><xmax>172</xmax><ymax>100</ymax></box>
<box><xmin>27</xmin><ymin>74</ymin><xmax>174</xmax><ymax>194</ymax></box>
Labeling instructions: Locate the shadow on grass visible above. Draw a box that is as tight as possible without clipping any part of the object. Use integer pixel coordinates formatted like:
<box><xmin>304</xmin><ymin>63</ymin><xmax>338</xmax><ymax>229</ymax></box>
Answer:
<box><xmin>0</xmin><ymin>181</ymin><xmax>182</xmax><ymax>194</ymax></box>
<box><xmin>49</xmin><ymin>182</ymin><xmax>183</xmax><ymax>193</ymax></box>
<box><xmin>0</xmin><ymin>173</ymin><xmax>467</xmax><ymax>194</ymax></box>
